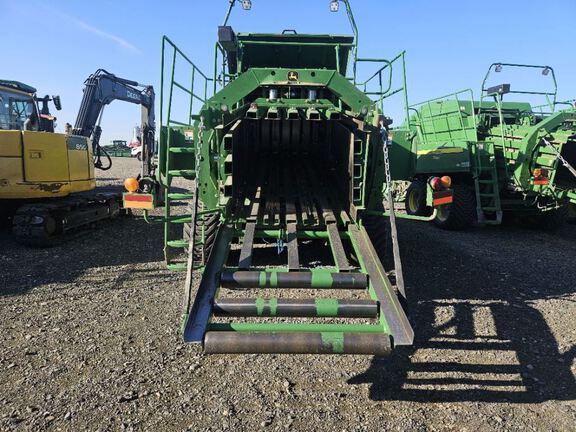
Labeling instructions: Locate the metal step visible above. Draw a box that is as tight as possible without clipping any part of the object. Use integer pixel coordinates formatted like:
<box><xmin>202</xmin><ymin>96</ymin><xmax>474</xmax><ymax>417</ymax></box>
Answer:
<box><xmin>166</xmin><ymin>215</ymin><xmax>192</xmax><ymax>223</ymax></box>
<box><xmin>213</xmin><ymin>298</ymin><xmax>378</xmax><ymax>318</ymax></box>
<box><xmin>169</xmin><ymin>147</ymin><xmax>195</xmax><ymax>153</ymax></box>
<box><xmin>203</xmin><ymin>330</ymin><xmax>391</xmax><ymax>355</ymax></box>
<box><xmin>168</xmin><ymin>263</ymin><xmax>205</xmax><ymax>272</ymax></box>
<box><xmin>167</xmin><ymin>239</ymin><xmax>188</xmax><ymax>248</ymax></box>
<box><xmin>168</xmin><ymin>169</ymin><xmax>196</xmax><ymax>177</ymax></box>
<box><xmin>167</xmin><ymin>263</ymin><xmax>188</xmax><ymax>272</ymax></box>
<box><xmin>167</xmin><ymin>193</ymin><xmax>195</xmax><ymax>200</ymax></box>
<box><xmin>220</xmin><ymin>270</ymin><xmax>368</xmax><ymax>289</ymax></box>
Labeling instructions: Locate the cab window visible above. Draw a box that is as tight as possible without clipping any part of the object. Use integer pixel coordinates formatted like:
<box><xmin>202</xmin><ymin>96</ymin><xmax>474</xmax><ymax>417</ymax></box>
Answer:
<box><xmin>0</xmin><ymin>89</ymin><xmax>37</xmax><ymax>130</ymax></box>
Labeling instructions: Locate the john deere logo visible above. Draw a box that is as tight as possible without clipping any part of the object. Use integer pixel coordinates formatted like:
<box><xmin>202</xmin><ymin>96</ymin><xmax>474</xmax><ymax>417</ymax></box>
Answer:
<box><xmin>287</xmin><ymin>71</ymin><xmax>299</xmax><ymax>81</ymax></box>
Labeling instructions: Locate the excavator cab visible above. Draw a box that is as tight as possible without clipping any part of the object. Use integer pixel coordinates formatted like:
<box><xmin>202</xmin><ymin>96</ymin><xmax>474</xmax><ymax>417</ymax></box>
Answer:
<box><xmin>0</xmin><ymin>81</ymin><xmax>38</xmax><ymax>131</ymax></box>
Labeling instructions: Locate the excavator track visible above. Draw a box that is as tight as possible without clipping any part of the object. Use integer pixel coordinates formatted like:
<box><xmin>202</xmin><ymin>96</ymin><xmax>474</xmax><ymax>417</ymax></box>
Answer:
<box><xmin>12</xmin><ymin>192</ymin><xmax>122</xmax><ymax>247</ymax></box>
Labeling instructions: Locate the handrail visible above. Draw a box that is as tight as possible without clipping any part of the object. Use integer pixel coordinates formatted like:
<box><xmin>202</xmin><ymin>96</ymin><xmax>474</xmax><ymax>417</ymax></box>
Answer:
<box><xmin>161</xmin><ymin>36</ymin><xmax>212</xmax><ymax>129</ymax></box>
<box><xmin>480</xmin><ymin>62</ymin><xmax>558</xmax><ymax>114</ymax></box>
<box><xmin>410</xmin><ymin>88</ymin><xmax>475</xmax><ymax>108</ymax></box>
<box><xmin>354</xmin><ymin>52</ymin><xmax>409</xmax><ymax>125</ymax></box>
<box><xmin>533</xmin><ymin>99</ymin><xmax>576</xmax><ymax>115</ymax></box>
<box><xmin>409</xmin><ymin>89</ymin><xmax>477</xmax><ymax>145</ymax></box>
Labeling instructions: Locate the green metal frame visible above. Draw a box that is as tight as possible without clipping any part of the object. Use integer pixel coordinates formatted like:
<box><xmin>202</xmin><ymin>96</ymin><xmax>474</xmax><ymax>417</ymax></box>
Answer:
<box><xmin>148</xmin><ymin>0</ymin><xmax>418</xmax><ymax>354</ymax></box>
<box><xmin>398</xmin><ymin>62</ymin><xmax>576</xmax><ymax>225</ymax></box>
<box><xmin>480</xmin><ymin>63</ymin><xmax>558</xmax><ymax>113</ymax></box>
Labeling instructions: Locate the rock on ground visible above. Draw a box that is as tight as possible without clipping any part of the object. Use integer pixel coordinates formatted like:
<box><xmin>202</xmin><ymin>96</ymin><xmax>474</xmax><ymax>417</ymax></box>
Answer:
<box><xmin>1</xmin><ymin>157</ymin><xmax>575</xmax><ymax>431</ymax></box>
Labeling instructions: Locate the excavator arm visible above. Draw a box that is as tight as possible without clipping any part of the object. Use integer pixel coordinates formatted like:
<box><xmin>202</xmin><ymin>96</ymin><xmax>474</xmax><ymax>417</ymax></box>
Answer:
<box><xmin>73</xmin><ymin>69</ymin><xmax>155</xmax><ymax>175</ymax></box>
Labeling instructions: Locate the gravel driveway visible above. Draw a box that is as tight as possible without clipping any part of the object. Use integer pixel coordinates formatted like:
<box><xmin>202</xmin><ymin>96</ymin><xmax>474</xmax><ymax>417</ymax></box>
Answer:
<box><xmin>1</xmin><ymin>157</ymin><xmax>575</xmax><ymax>431</ymax></box>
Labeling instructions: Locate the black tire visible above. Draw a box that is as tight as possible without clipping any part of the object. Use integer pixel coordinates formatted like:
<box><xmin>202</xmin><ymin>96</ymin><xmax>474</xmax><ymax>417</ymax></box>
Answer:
<box><xmin>137</xmin><ymin>152</ymin><xmax>142</xmax><ymax>162</ymax></box>
<box><xmin>568</xmin><ymin>204</ymin><xmax>576</xmax><ymax>225</ymax></box>
<box><xmin>540</xmin><ymin>206</ymin><xmax>569</xmax><ymax>231</ymax></box>
<box><xmin>433</xmin><ymin>184</ymin><xmax>476</xmax><ymax>230</ymax></box>
<box><xmin>405</xmin><ymin>180</ymin><xmax>431</xmax><ymax>216</ymax></box>
<box><xmin>12</xmin><ymin>210</ymin><xmax>60</xmax><ymax>247</ymax></box>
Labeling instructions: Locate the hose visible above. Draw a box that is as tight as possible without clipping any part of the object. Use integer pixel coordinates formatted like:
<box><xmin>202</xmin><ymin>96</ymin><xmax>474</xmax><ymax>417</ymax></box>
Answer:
<box><xmin>94</xmin><ymin>143</ymin><xmax>112</xmax><ymax>171</ymax></box>
<box><xmin>91</xmin><ymin>125</ymin><xmax>112</xmax><ymax>171</ymax></box>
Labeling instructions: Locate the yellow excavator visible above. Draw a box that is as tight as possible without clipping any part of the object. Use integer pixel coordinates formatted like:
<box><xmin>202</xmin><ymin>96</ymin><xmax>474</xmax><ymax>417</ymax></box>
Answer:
<box><xmin>0</xmin><ymin>71</ymin><xmax>155</xmax><ymax>245</ymax></box>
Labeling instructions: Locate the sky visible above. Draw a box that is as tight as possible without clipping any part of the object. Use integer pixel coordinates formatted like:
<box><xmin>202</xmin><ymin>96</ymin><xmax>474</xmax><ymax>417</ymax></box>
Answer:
<box><xmin>1</xmin><ymin>0</ymin><xmax>575</xmax><ymax>145</ymax></box>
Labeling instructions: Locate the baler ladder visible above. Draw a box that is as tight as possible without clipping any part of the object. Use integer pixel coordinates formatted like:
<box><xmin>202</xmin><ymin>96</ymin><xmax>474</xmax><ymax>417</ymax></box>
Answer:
<box><xmin>160</xmin><ymin>36</ymin><xmax>214</xmax><ymax>270</ymax></box>
<box><xmin>472</xmin><ymin>141</ymin><xmax>503</xmax><ymax>224</ymax></box>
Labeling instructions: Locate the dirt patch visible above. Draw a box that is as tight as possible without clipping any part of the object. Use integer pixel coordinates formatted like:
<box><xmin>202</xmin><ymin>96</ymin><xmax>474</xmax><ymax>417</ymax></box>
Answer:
<box><xmin>1</xmin><ymin>157</ymin><xmax>575</xmax><ymax>431</ymax></box>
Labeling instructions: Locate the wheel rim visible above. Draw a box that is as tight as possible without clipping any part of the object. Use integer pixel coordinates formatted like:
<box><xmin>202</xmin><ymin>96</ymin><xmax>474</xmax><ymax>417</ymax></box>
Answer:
<box><xmin>407</xmin><ymin>190</ymin><xmax>419</xmax><ymax>213</ymax></box>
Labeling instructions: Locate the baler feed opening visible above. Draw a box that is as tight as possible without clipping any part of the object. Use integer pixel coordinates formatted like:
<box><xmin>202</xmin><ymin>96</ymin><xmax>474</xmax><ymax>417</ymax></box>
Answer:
<box><xmin>181</xmin><ymin>118</ymin><xmax>414</xmax><ymax>354</ymax></box>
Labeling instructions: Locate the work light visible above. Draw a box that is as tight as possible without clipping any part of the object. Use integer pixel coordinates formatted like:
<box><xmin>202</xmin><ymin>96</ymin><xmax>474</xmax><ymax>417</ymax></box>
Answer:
<box><xmin>330</xmin><ymin>0</ymin><xmax>339</xmax><ymax>12</ymax></box>
<box><xmin>242</xmin><ymin>0</ymin><xmax>251</xmax><ymax>10</ymax></box>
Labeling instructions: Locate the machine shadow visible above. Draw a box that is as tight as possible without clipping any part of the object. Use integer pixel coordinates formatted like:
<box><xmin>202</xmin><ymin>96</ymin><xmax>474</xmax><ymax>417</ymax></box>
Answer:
<box><xmin>0</xmin><ymin>216</ymin><xmax>166</xmax><ymax>296</ymax></box>
<box><xmin>349</xmin><ymin>220</ymin><xmax>576</xmax><ymax>403</ymax></box>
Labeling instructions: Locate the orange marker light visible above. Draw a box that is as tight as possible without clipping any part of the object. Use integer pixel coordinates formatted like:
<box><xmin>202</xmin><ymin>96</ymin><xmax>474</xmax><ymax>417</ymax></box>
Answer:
<box><xmin>533</xmin><ymin>168</ymin><xmax>542</xmax><ymax>178</ymax></box>
<box><xmin>124</xmin><ymin>177</ymin><xmax>139</xmax><ymax>193</ymax></box>
<box><xmin>430</xmin><ymin>177</ymin><xmax>442</xmax><ymax>191</ymax></box>
<box><xmin>440</xmin><ymin>175</ymin><xmax>452</xmax><ymax>188</ymax></box>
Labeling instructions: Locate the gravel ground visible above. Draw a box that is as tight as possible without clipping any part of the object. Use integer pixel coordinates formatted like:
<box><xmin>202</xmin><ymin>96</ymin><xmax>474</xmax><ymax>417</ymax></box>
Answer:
<box><xmin>1</xmin><ymin>157</ymin><xmax>576</xmax><ymax>431</ymax></box>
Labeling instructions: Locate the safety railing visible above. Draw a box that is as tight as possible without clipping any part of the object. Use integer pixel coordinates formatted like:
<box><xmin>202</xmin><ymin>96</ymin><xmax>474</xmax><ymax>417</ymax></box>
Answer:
<box><xmin>161</xmin><ymin>36</ymin><xmax>213</xmax><ymax>130</ymax></box>
<box><xmin>213</xmin><ymin>42</ymin><xmax>241</xmax><ymax>94</ymax></box>
<box><xmin>533</xmin><ymin>99</ymin><xmax>576</xmax><ymax>116</ymax></box>
<box><xmin>479</xmin><ymin>63</ymin><xmax>558</xmax><ymax>115</ymax></box>
<box><xmin>354</xmin><ymin>51</ymin><xmax>410</xmax><ymax>126</ymax></box>
<box><xmin>409</xmin><ymin>89</ymin><xmax>477</xmax><ymax>146</ymax></box>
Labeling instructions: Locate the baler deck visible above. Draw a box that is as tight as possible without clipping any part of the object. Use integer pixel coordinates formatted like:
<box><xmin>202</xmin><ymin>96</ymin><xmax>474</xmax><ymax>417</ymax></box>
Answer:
<box><xmin>182</xmin><ymin>158</ymin><xmax>413</xmax><ymax>354</ymax></box>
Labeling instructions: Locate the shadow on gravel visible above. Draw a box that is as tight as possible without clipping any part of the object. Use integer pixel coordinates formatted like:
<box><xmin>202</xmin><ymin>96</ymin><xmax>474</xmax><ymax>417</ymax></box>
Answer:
<box><xmin>349</xmin><ymin>220</ymin><xmax>576</xmax><ymax>403</ymax></box>
<box><xmin>0</xmin><ymin>216</ymin><xmax>164</xmax><ymax>296</ymax></box>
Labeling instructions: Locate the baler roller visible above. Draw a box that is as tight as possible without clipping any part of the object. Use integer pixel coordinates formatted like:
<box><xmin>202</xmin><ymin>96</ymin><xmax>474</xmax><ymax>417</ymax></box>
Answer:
<box><xmin>204</xmin><ymin>331</ymin><xmax>391</xmax><ymax>355</ymax></box>
<box><xmin>220</xmin><ymin>270</ymin><xmax>368</xmax><ymax>289</ymax></box>
<box><xmin>213</xmin><ymin>298</ymin><xmax>378</xmax><ymax>318</ymax></box>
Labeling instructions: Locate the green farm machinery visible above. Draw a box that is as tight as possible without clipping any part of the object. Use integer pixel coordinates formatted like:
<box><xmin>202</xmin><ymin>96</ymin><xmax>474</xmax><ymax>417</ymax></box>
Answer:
<box><xmin>123</xmin><ymin>0</ymin><xmax>451</xmax><ymax>355</ymax></box>
<box><xmin>398</xmin><ymin>63</ymin><xmax>576</xmax><ymax>229</ymax></box>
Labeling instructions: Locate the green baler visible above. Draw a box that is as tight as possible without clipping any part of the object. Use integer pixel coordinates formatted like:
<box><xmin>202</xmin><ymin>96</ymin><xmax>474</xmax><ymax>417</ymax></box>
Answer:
<box><xmin>123</xmin><ymin>0</ymin><xmax>450</xmax><ymax>355</ymax></box>
<box><xmin>397</xmin><ymin>63</ymin><xmax>576</xmax><ymax>229</ymax></box>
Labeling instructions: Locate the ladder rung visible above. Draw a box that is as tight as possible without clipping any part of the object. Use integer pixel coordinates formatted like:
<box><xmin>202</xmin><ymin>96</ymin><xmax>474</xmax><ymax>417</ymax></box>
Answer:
<box><xmin>478</xmin><ymin>180</ymin><xmax>494</xmax><ymax>184</ymax></box>
<box><xmin>213</xmin><ymin>298</ymin><xmax>378</xmax><ymax>318</ymax></box>
<box><xmin>168</xmin><ymin>169</ymin><xmax>196</xmax><ymax>177</ymax></box>
<box><xmin>204</xmin><ymin>328</ymin><xmax>391</xmax><ymax>355</ymax></box>
<box><xmin>166</xmin><ymin>215</ymin><xmax>192</xmax><ymax>224</ymax></box>
<box><xmin>167</xmin><ymin>263</ymin><xmax>187</xmax><ymax>272</ymax></box>
<box><xmin>169</xmin><ymin>147</ymin><xmax>195</xmax><ymax>153</ymax></box>
<box><xmin>220</xmin><ymin>271</ymin><xmax>367</xmax><ymax>289</ymax></box>
<box><xmin>167</xmin><ymin>263</ymin><xmax>205</xmax><ymax>272</ymax></box>
<box><xmin>479</xmin><ymin>193</ymin><xmax>495</xmax><ymax>197</ymax></box>
<box><xmin>167</xmin><ymin>239</ymin><xmax>188</xmax><ymax>248</ymax></box>
<box><xmin>167</xmin><ymin>193</ymin><xmax>195</xmax><ymax>200</ymax></box>
<box><xmin>482</xmin><ymin>206</ymin><xmax>498</xmax><ymax>211</ymax></box>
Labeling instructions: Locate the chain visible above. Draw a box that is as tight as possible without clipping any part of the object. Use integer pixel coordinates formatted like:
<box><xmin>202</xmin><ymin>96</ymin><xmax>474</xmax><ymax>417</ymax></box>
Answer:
<box><xmin>542</xmin><ymin>137</ymin><xmax>576</xmax><ymax>179</ymax></box>
<box><xmin>383</xmin><ymin>139</ymin><xmax>392</xmax><ymax>185</ymax></box>
<box><xmin>380</xmin><ymin>125</ymin><xmax>406</xmax><ymax>301</ymax></box>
